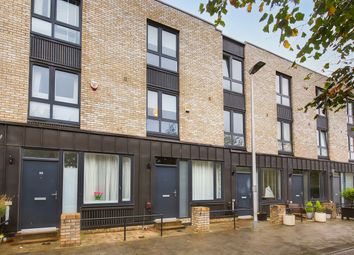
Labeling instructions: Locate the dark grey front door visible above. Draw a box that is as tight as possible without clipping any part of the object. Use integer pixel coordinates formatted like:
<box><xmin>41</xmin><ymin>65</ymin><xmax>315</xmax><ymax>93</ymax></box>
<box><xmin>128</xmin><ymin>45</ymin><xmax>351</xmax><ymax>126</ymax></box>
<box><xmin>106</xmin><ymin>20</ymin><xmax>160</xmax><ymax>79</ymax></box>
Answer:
<box><xmin>333</xmin><ymin>176</ymin><xmax>341</xmax><ymax>205</ymax></box>
<box><xmin>153</xmin><ymin>166</ymin><xmax>178</xmax><ymax>218</ymax></box>
<box><xmin>292</xmin><ymin>175</ymin><xmax>304</xmax><ymax>204</ymax></box>
<box><xmin>21</xmin><ymin>160</ymin><xmax>59</xmax><ymax>229</ymax></box>
<box><xmin>236</xmin><ymin>173</ymin><xmax>252</xmax><ymax>215</ymax></box>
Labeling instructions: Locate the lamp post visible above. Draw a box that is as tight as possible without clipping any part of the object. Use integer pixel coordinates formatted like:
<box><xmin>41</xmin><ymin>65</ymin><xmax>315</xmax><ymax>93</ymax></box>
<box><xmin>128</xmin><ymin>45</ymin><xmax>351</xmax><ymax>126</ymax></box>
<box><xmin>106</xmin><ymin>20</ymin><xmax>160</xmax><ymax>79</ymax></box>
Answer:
<box><xmin>249</xmin><ymin>61</ymin><xmax>266</xmax><ymax>223</ymax></box>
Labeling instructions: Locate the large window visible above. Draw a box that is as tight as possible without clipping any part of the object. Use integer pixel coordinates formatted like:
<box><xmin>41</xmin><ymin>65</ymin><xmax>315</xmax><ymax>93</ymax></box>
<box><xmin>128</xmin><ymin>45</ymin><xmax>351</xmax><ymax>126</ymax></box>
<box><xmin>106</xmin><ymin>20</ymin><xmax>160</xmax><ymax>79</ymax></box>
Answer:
<box><xmin>277</xmin><ymin>120</ymin><xmax>292</xmax><ymax>153</ymax></box>
<box><xmin>147</xmin><ymin>23</ymin><xmax>178</xmax><ymax>72</ymax></box>
<box><xmin>31</xmin><ymin>0</ymin><xmax>81</xmax><ymax>44</ymax></box>
<box><xmin>224</xmin><ymin>110</ymin><xmax>245</xmax><ymax>148</ymax></box>
<box><xmin>62</xmin><ymin>152</ymin><xmax>78</xmax><ymax>213</ymax></box>
<box><xmin>147</xmin><ymin>90</ymin><xmax>178</xmax><ymax>137</ymax></box>
<box><xmin>84</xmin><ymin>153</ymin><xmax>132</xmax><ymax>204</ymax></box>
<box><xmin>348</xmin><ymin>102</ymin><xmax>353</xmax><ymax>124</ymax></box>
<box><xmin>223</xmin><ymin>55</ymin><xmax>243</xmax><ymax>94</ymax></box>
<box><xmin>349</xmin><ymin>136</ymin><xmax>354</xmax><ymax>161</ymax></box>
<box><xmin>261</xmin><ymin>168</ymin><xmax>282</xmax><ymax>200</ymax></box>
<box><xmin>317</xmin><ymin>130</ymin><xmax>328</xmax><ymax>157</ymax></box>
<box><xmin>29</xmin><ymin>64</ymin><xmax>80</xmax><ymax>124</ymax></box>
<box><xmin>192</xmin><ymin>161</ymin><xmax>222</xmax><ymax>201</ymax></box>
<box><xmin>276</xmin><ymin>73</ymin><xmax>290</xmax><ymax>106</ymax></box>
<box><xmin>310</xmin><ymin>171</ymin><xmax>321</xmax><ymax>199</ymax></box>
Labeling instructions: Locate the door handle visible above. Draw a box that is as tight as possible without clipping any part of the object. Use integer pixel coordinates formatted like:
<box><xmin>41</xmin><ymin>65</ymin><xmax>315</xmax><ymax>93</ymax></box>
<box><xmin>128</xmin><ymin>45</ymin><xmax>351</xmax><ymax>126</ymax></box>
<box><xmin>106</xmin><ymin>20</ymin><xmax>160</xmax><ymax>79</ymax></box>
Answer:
<box><xmin>51</xmin><ymin>191</ymin><xmax>58</xmax><ymax>200</ymax></box>
<box><xmin>172</xmin><ymin>190</ymin><xmax>177</xmax><ymax>197</ymax></box>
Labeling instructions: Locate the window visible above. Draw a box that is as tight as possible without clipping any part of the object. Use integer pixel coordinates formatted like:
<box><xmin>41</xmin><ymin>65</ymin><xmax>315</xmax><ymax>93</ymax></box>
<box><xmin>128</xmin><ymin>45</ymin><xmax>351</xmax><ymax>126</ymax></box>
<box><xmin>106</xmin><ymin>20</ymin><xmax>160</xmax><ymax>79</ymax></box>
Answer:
<box><xmin>224</xmin><ymin>110</ymin><xmax>245</xmax><ymax>148</ymax></box>
<box><xmin>62</xmin><ymin>152</ymin><xmax>78</xmax><ymax>213</ymax></box>
<box><xmin>192</xmin><ymin>161</ymin><xmax>223</xmax><ymax>201</ymax></box>
<box><xmin>147</xmin><ymin>90</ymin><xmax>178</xmax><ymax>137</ymax></box>
<box><xmin>147</xmin><ymin>23</ymin><xmax>178</xmax><ymax>72</ymax></box>
<box><xmin>347</xmin><ymin>102</ymin><xmax>353</xmax><ymax>124</ymax></box>
<box><xmin>277</xmin><ymin>121</ymin><xmax>292</xmax><ymax>153</ymax></box>
<box><xmin>349</xmin><ymin>136</ymin><xmax>354</xmax><ymax>160</ymax></box>
<box><xmin>310</xmin><ymin>171</ymin><xmax>321</xmax><ymax>199</ymax></box>
<box><xmin>317</xmin><ymin>130</ymin><xmax>328</xmax><ymax>157</ymax></box>
<box><xmin>29</xmin><ymin>64</ymin><xmax>80</xmax><ymax>124</ymax></box>
<box><xmin>276</xmin><ymin>74</ymin><xmax>290</xmax><ymax>106</ymax></box>
<box><xmin>83</xmin><ymin>153</ymin><xmax>132</xmax><ymax>204</ymax></box>
<box><xmin>316</xmin><ymin>88</ymin><xmax>326</xmax><ymax>116</ymax></box>
<box><xmin>31</xmin><ymin>0</ymin><xmax>81</xmax><ymax>45</ymax></box>
<box><xmin>261</xmin><ymin>168</ymin><xmax>281</xmax><ymax>200</ymax></box>
<box><xmin>223</xmin><ymin>55</ymin><xmax>243</xmax><ymax>94</ymax></box>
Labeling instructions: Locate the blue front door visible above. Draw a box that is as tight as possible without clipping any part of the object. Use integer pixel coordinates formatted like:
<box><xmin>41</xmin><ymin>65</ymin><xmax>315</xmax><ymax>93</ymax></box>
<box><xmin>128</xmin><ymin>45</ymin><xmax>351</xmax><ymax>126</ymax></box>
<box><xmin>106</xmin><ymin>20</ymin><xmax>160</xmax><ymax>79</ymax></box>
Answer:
<box><xmin>236</xmin><ymin>173</ymin><xmax>252</xmax><ymax>216</ymax></box>
<box><xmin>292</xmin><ymin>174</ymin><xmax>304</xmax><ymax>204</ymax></box>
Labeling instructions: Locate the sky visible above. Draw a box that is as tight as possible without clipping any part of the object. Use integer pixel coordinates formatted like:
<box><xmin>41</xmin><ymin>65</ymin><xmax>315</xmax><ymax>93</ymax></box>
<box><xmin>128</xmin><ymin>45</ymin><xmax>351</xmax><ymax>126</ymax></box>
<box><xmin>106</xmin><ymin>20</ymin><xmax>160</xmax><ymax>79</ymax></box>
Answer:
<box><xmin>160</xmin><ymin>0</ymin><xmax>337</xmax><ymax>75</ymax></box>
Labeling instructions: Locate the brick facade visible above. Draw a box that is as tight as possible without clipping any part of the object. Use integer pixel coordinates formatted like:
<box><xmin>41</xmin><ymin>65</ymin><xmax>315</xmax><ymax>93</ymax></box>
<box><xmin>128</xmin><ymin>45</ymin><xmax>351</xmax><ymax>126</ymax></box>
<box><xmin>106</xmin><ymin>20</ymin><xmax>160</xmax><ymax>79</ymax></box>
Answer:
<box><xmin>60</xmin><ymin>213</ymin><xmax>81</xmax><ymax>247</ymax></box>
<box><xmin>191</xmin><ymin>206</ymin><xmax>210</xmax><ymax>232</ymax></box>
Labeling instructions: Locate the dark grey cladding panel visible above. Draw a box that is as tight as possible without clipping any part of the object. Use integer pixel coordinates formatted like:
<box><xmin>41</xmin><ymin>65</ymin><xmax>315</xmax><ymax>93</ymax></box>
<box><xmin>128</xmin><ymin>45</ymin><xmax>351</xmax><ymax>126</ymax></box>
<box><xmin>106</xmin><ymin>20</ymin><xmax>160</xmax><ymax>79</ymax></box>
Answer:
<box><xmin>147</xmin><ymin>67</ymin><xmax>179</xmax><ymax>92</ymax></box>
<box><xmin>0</xmin><ymin>125</ymin><xmax>6</xmax><ymax>144</ymax></box>
<box><xmin>277</xmin><ymin>105</ymin><xmax>292</xmax><ymax>121</ymax></box>
<box><xmin>30</xmin><ymin>35</ymin><xmax>81</xmax><ymax>69</ymax></box>
<box><xmin>317</xmin><ymin>116</ymin><xmax>328</xmax><ymax>130</ymax></box>
<box><xmin>348</xmin><ymin>124</ymin><xmax>354</xmax><ymax>137</ymax></box>
<box><xmin>224</xmin><ymin>91</ymin><xmax>245</xmax><ymax>110</ymax></box>
<box><xmin>223</xmin><ymin>37</ymin><xmax>244</xmax><ymax>58</ymax></box>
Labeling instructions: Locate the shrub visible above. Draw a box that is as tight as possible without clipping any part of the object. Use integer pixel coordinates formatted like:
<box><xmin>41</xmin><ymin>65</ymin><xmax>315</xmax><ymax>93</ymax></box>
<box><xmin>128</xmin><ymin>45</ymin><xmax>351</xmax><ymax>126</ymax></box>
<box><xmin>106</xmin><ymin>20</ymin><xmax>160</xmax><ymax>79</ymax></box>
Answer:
<box><xmin>315</xmin><ymin>200</ymin><xmax>326</xmax><ymax>213</ymax></box>
<box><xmin>305</xmin><ymin>201</ymin><xmax>314</xmax><ymax>213</ymax></box>
<box><xmin>0</xmin><ymin>195</ymin><xmax>8</xmax><ymax>218</ymax></box>
<box><xmin>341</xmin><ymin>188</ymin><xmax>354</xmax><ymax>207</ymax></box>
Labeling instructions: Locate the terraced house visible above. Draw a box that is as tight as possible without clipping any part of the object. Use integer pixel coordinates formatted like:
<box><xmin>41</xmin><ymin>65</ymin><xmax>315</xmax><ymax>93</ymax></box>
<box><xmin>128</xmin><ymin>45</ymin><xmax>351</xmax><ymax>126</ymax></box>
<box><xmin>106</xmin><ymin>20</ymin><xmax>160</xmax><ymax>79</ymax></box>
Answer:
<box><xmin>0</xmin><ymin>0</ymin><xmax>353</xmax><ymax>234</ymax></box>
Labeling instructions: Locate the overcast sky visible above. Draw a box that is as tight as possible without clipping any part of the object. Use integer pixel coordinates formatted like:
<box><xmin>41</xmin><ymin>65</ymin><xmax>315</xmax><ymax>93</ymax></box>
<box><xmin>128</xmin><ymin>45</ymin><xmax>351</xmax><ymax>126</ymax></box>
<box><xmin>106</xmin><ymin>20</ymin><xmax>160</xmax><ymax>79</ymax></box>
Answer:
<box><xmin>160</xmin><ymin>0</ymin><xmax>337</xmax><ymax>75</ymax></box>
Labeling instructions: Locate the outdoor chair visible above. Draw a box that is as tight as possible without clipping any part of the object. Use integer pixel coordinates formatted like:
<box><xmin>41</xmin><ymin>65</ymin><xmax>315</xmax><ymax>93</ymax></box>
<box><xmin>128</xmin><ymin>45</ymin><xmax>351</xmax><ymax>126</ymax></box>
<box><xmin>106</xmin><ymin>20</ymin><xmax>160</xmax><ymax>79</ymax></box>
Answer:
<box><xmin>286</xmin><ymin>203</ymin><xmax>305</xmax><ymax>222</ymax></box>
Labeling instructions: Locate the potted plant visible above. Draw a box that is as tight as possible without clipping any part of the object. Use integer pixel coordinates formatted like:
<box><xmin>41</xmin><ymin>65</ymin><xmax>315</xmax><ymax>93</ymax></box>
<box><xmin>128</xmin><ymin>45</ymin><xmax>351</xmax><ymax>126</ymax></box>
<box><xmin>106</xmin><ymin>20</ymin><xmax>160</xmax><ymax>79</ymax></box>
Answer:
<box><xmin>94</xmin><ymin>191</ymin><xmax>103</xmax><ymax>201</ymax></box>
<box><xmin>305</xmin><ymin>201</ymin><xmax>314</xmax><ymax>220</ymax></box>
<box><xmin>341</xmin><ymin>188</ymin><xmax>354</xmax><ymax>220</ymax></box>
<box><xmin>283</xmin><ymin>209</ymin><xmax>295</xmax><ymax>226</ymax></box>
<box><xmin>0</xmin><ymin>195</ymin><xmax>6</xmax><ymax>219</ymax></box>
<box><xmin>314</xmin><ymin>201</ymin><xmax>326</xmax><ymax>223</ymax></box>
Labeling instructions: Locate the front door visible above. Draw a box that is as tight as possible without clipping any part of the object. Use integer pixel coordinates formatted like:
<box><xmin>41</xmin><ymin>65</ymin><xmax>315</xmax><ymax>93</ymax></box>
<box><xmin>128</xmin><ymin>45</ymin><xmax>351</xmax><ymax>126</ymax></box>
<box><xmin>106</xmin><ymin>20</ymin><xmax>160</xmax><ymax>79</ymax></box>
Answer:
<box><xmin>236</xmin><ymin>173</ymin><xmax>252</xmax><ymax>216</ymax></box>
<box><xmin>333</xmin><ymin>176</ymin><xmax>341</xmax><ymax>206</ymax></box>
<box><xmin>292</xmin><ymin>174</ymin><xmax>304</xmax><ymax>204</ymax></box>
<box><xmin>153</xmin><ymin>166</ymin><xmax>178</xmax><ymax>218</ymax></box>
<box><xmin>21</xmin><ymin>160</ymin><xmax>59</xmax><ymax>229</ymax></box>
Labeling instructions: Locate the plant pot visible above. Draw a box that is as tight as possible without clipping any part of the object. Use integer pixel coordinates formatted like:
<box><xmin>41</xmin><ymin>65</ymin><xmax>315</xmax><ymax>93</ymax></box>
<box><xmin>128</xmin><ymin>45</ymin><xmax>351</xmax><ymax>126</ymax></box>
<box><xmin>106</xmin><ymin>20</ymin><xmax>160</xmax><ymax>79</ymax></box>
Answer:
<box><xmin>306</xmin><ymin>212</ymin><xmax>313</xmax><ymax>219</ymax></box>
<box><xmin>257</xmin><ymin>213</ymin><xmax>267</xmax><ymax>221</ymax></box>
<box><xmin>326</xmin><ymin>214</ymin><xmax>331</xmax><ymax>219</ymax></box>
<box><xmin>314</xmin><ymin>212</ymin><xmax>326</xmax><ymax>223</ymax></box>
<box><xmin>341</xmin><ymin>207</ymin><xmax>354</xmax><ymax>220</ymax></box>
<box><xmin>283</xmin><ymin>214</ymin><xmax>295</xmax><ymax>226</ymax></box>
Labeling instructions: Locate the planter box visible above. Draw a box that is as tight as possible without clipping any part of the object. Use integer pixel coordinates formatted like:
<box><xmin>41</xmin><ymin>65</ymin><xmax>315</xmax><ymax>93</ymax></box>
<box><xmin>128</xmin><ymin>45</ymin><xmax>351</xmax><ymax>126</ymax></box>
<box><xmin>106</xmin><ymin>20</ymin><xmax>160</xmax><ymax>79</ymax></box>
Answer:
<box><xmin>283</xmin><ymin>214</ymin><xmax>295</xmax><ymax>226</ymax></box>
<box><xmin>341</xmin><ymin>207</ymin><xmax>354</xmax><ymax>220</ymax></box>
<box><xmin>314</xmin><ymin>212</ymin><xmax>326</xmax><ymax>223</ymax></box>
<box><xmin>306</xmin><ymin>212</ymin><xmax>313</xmax><ymax>220</ymax></box>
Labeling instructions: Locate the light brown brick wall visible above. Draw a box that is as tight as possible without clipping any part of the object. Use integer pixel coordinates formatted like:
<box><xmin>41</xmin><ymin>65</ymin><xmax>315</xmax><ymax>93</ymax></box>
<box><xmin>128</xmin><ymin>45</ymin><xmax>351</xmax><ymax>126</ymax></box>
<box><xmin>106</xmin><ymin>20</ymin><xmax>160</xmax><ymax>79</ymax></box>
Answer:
<box><xmin>244</xmin><ymin>43</ymin><xmax>348</xmax><ymax>162</ymax></box>
<box><xmin>0</xmin><ymin>1</ymin><xmax>31</xmax><ymax>123</ymax></box>
<box><xmin>80</xmin><ymin>0</ymin><xmax>224</xmax><ymax>146</ymax></box>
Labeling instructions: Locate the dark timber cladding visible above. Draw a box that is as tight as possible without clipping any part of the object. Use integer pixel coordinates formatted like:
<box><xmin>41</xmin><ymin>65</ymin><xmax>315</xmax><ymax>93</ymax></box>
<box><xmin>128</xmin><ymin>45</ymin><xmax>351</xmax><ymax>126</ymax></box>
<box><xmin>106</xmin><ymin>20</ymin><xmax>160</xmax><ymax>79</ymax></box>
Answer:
<box><xmin>223</xmin><ymin>36</ymin><xmax>244</xmax><ymax>58</ymax></box>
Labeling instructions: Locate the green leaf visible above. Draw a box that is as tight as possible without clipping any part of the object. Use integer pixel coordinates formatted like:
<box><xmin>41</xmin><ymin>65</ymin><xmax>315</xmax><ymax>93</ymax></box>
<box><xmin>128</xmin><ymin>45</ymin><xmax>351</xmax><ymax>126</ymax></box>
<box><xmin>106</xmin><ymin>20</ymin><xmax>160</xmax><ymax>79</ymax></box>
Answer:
<box><xmin>300</xmin><ymin>56</ymin><xmax>306</xmax><ymax>63</ymax></box>
<box><xmin>263</xmin><ymin>24</ymin><xmax>269</xmax><ymax>33</ymax></box>
<box><xmin>301</xmin><ymin>32</ymin><xmax>307</xmax><ymax>38</ymax></box>
<box><xmin>199</xmin><ymin>3</ymin><xmax>205</xmax><ymax>14</ymax></box>
<box><xmin>259</xmin><ymin>13</ymin><xmax>268</xmax><ymax>22</ymax></box>
<box><xmin>324</xmin><ymin>63</ymin><xmax>330</xmax><ymax>69</ymax></box>
<box><xmin>295</xmin><ymin>12</ymin><xmax>305</xmax><ymax>21</ymax></box>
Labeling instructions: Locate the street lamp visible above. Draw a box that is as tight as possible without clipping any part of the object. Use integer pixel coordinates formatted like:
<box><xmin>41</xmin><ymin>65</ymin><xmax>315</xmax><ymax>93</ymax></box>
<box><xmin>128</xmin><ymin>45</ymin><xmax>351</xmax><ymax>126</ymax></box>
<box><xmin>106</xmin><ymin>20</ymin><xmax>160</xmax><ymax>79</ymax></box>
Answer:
<box><xmin>249</xmin><ymin>61</ymin><xmax>266</xmax><ymax>223</ymax></box>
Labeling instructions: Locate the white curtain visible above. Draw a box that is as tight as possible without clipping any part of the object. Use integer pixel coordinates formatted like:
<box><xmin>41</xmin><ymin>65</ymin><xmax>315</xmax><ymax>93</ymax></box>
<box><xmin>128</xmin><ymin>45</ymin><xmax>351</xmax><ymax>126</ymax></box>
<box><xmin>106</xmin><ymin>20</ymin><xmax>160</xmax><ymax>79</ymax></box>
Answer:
<box><xmin>84</xmin><ymin>153</ymin><xmax>119</xmax><ymax>203</ymax></box>
<box><xmin>122</xmin><ymin>157</ymin><xmax>131</xmax><ymax>202</ymax></box>
<box><xmin>216</xmin><ymin>163</ymin><xmax>222</xmax><ymax>199</ymax></box>
<box><xmin>62</xmin><ymin>152</ymin><xmax>78</xmax><ymax>213</ymax></box>
<box><xmin>192</xmin><ymin>161</ymin><xmax>214</xmax><ymax>200</ymax></box>
<box><xmin>346</xmin><ymin>173</ymin><xmax>353</xmax><ymax>189</ymax></box>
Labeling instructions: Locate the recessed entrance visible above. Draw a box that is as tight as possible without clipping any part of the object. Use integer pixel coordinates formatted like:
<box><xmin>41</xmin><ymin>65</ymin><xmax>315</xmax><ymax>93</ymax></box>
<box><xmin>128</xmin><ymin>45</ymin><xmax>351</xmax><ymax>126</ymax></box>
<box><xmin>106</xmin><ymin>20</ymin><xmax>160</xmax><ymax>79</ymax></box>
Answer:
<box><xmin>236</xmin><ymin>170</ymin><xmax>252</xmax><ymax>216</ymax></box>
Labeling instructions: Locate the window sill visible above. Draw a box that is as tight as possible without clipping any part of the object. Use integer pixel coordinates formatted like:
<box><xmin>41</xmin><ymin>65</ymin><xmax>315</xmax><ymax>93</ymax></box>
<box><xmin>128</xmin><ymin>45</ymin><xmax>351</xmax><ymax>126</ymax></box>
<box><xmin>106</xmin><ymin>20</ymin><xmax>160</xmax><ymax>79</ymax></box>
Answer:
<box><xmin>318</xmin><ymin>156</ymin><xmax>330</xmax><ymax>161</ymax></box>
<box><xmin>28</xmin><ymin>119</ymin><xmax>80</xmax><ymax>129</ymax></box>
<box><xmin>81</xmin><ymin>202</ymin><xmax>134</xmax><ymax>208</ymax></box>
<box><xmin>278</xmin><ymin>151</ymin><xmax>293</xmax><ymax>156</ymax></box>
<box><xmin>147</xmin><ymin>132</ymin><xmax>179</xmax><ymax>141</ymax></box>
<box><xmin>223</xmin><ymin>89</ymin><xmax>244</xmax><ymax>96</ymax></box>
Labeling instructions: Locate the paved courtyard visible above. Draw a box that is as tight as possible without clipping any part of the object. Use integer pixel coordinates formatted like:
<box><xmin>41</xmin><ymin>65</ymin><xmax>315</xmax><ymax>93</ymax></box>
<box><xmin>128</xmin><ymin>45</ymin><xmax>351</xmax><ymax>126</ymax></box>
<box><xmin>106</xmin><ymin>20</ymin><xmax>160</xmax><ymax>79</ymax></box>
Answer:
<box><xmin>2</xmin><ymin>219</ymin><xmax>354</xmax><ymax>255</ymax></box>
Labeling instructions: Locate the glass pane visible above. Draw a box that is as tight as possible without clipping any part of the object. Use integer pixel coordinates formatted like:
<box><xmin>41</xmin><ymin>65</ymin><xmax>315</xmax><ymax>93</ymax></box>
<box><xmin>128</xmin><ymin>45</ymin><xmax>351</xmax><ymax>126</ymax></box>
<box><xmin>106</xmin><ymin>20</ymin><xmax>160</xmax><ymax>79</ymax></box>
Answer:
<box><xmin>56</xmin><ymin>0</ymin><xmax>80</xmax><ymax>27</ymax></box>
<box><xmin>53</xmin><ymin>105</ymin><xmax>79</xmax><ymax>122</ymax></box>
<box><xmin>262</xmin><ymin>168</ymin><xmax>277</xmax><ymax>199</ymax></box>
<box><xmin>283</xmin><ymin>122</ymin><xmax>291</xmax><ymax>141</ymax></box>
<box><xmin>84</xmin><ymin>153</ymin><xmax>119</xmax><ymax>203</ymax></box>
<box><xmin>321</xmin><ymin>148</ymin><xmax>328</xmax><ymax>157</ymax></box>
<box><xmin>233</xmin><ymin>112</ymin><xmax>243</xmax><ymax>134</ymax></box>
<box><xmin>345</xmin><ymin>173</ymin><xmax>353</xmax><ymax>188</ymax></box>
<box><xmin>276</xmin><ymin>75</ymin><xmax>280</xmax><ymax>93</ymax></box>
<box><xmin>233</xmin><ymin>135</ymin><xmax>244</xmax><ymax>147</ymax></box>
<box><xmin>310</xmin><ymin>171</ymin><xmax>320</xmax><ymax>199</ymax></box>
<box><xmin>281</xmin><ymin>77</ymin><xmax>289</xmax><ymax>96</ymax></box>
<box><xmin>278</xmin><ymin>141</ymin><xmax>283</xmax><ymax>151</ymax></box>
<box><xmin>162</xmin><ymin>30</ymin><xmax>176</xmax><ymax>57</ymax></box>
<box><xmin>223</xmin><ymin>56</ymin><xmax>230</xmax><ymax>78</ymax></box>
<box><xmin>55</xmin><ymin>70</ymin><xmax>79</xmax><ymax>104</ymax></box>
<box><xmin>147</xmin><ymin>52</ymin><xmax>159</xmax><ymax>67</ymax></box>
<box><xmin>34</xmin><ymin>0</ymin><xmax>51</xmax><ymax>17</ymax></box>
<box><xmin>148</xmin><ymin>91</ymin><xmax>158</xmax><ymax>117</ymax></box>
<box><xmin>232</xmin><ymin>82</ymin><xmax>243</xmax><ymax>94</ymax></box>
<box><xmin>223</xmin><ymin>79</ymin><xmax>231</xmax><ymax>90</ymax></box>
<box><xmin>224</xmin><ymin>111</ymin><xmax>230</xmax><ymax>132</ymax></box>
<box><xmin>32</xmin><ymin>17</ymin><xmax>52</xmax><ymax>36</ymax></box>
<box><xmin>276</xmin><ymin>95</ymin><xmax>281</xmax><ymax>105</ymax></box>
<box><xmin>161</xmin><ymin>121</ymin><xmax>178</xmax><ymax>135</ymax></box>
<box><xmin>148</xmin><ymin>25</ymin><xmax>158</xmax><ymax>51</ymax></box>
<box><xmin>122</xmin><ymin>157</ymin><xmax>131</xmax><ymax>202</ymax></box>
<box><xmin>192</xmin><ymin>161</ymin><xmax>214</xmax><ymax>200</ymax></box>
<box><xmin>147</xmin><ymin>119</ymin><xmax>159</xmax><ymax>132</ymax></box>
<box><xmin>54</xmin><ymin>25</ymin><xmax>80</xmax><ymax>44</ymax></box>
<box><xmin>32</xmin><ymin>65</ymin><xmax>49</xmax><ymax>99</ymax></box>
<box><xmin>29</xmin><ymin>101</ymin><xmax>50</xmax><ymax>118</ymax></box>
<box><xmin>320</xmin><ymin>131</ymin><xmax>327</xmax><ymax>148</ymax></box>
<box><xmin>277</xmin><ymin>121</ymin><xmax>281</xmax><ymax>140</ymax></box>
<box><xmin>282</xmin><ymin>97</ymin><xmax>290</xmax><ymax>106</ymax></box>
<box><xmin>23</xmin><ymin>149</ymin><xmax>59</xmax><ymax>158</ymax></box>
<box><xmin>162</xmin><ymin>94</ymin><xmax>176</xmax><ymax>120</ymax></box>
<box><xmin>224</xmin><ymin>134</ymin><xmax>232</xmax><ymax>146</ymax></box>
<box><xmin>283</xmin><ymin>142</ymin><xmax>292</xmax><ymax>152</ymax></box>
<box><xmin>161</xmin><ymin>57</ymin><xmax>177</xmax><ymax>72</ymax></box>
<box><xmin>179</xmin><ymin>161</ymin><xmax>189</xmax><ymax>218</ymax></box>
<box><xmin>232</xmin><ymin>59</ymin><xmax>242</xmax><ymax>81</ymax></box>
<box><xmin>216</xmin><ymin>163</ymin><xmax>222</xmax><ymax>199</ymax></box>
<box><xmin>62</xmin><ymin>152</ymin><xmax>78</xmax><ymax>213</ymax></box>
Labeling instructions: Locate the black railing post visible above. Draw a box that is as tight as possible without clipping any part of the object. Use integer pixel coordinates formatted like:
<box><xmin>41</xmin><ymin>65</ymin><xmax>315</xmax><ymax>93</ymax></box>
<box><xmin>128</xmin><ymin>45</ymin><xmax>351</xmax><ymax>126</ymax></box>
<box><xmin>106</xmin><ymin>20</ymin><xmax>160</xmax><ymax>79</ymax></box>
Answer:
<box><xmin>160</xmin><ymin>215</ymin><xmax>163</xmax><ymax>237</ymax></box>
<box><xmin>123</xmin><ymin>218</ymin><xmax>127</xmax><ymax>241</ymax></box>
<box><xmin>233</xmin><ymin>211</ymin><xmax>236</xmax><ymax>230</ymax></box>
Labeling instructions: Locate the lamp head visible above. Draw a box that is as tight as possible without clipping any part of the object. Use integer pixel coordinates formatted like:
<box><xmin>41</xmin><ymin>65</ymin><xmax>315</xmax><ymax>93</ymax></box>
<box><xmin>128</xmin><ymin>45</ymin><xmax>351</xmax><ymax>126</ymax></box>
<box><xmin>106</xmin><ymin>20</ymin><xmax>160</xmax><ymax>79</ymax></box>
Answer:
<box><xmin>249</xmin><ymin>61</ymin><xmax>266</xmax><ymax>75</ymax></box>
